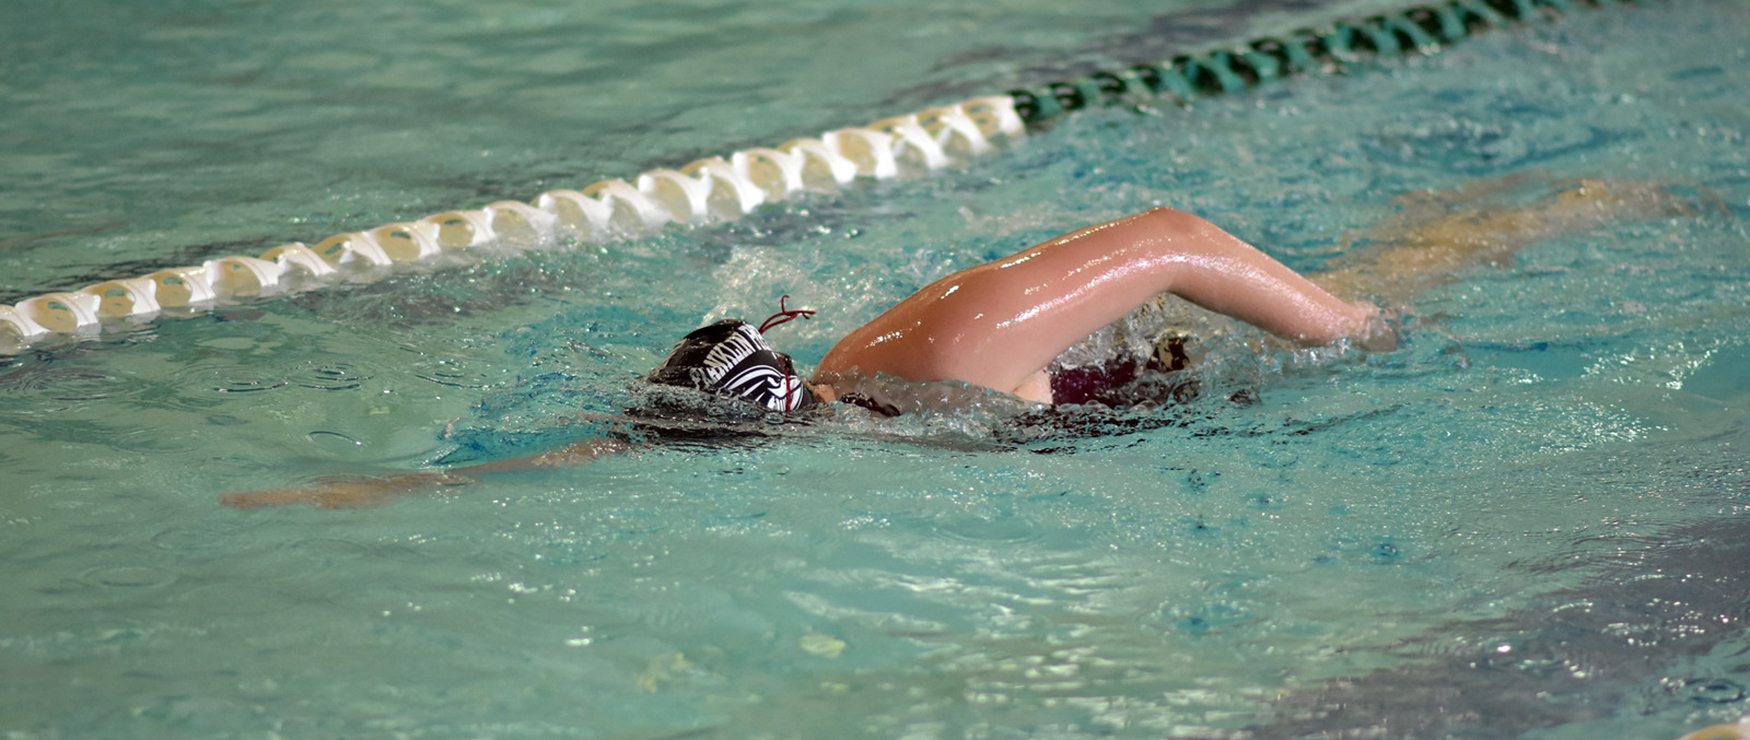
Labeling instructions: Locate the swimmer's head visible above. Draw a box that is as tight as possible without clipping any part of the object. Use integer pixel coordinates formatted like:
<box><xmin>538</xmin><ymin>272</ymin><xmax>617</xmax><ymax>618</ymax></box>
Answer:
<box><xmin>648</xmin><ymin>309</ymin><xmax>816</xmax><ymax>413</ymax></box>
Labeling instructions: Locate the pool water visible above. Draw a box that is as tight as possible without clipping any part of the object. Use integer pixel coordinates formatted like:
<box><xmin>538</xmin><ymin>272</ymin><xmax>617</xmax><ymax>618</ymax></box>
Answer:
<box><xmin>3</xmin><ymin>1</ymin><xmax>1748</xmax><ymax>739</ymax></box>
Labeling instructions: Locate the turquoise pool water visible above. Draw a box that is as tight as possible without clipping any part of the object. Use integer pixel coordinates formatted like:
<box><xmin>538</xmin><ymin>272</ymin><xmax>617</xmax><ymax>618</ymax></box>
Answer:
<box><xmin>3</xmin><ymin>1</ymin><xmax>1748</xmax><ymax>738</ymax></box>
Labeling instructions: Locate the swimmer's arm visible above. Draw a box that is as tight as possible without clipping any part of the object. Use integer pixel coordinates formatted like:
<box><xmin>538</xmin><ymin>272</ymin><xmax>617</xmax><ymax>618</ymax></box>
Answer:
<box><xmin>219</xmin><ymin>437</ymin><xmax>635</xmax><ymax>510</ymax></box>
<box><xmin>818</xmin><ymin>208</ymin><xmax>1383</xmax><ymax>399</ymax></box>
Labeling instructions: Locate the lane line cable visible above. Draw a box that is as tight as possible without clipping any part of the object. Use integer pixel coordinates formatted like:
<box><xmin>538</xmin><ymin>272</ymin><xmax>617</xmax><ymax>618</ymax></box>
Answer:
<box><xmin>0</xmin><ymin>0</ymin><xmax>1654</xmax><ymax>353</ymax></box>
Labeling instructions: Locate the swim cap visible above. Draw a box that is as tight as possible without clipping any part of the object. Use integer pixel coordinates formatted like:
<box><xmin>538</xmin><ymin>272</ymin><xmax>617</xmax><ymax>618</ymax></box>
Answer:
<box><xmin>648</xmin><ymin>319</ymin><xmax>816</xmax><ymax>413</ymax></box>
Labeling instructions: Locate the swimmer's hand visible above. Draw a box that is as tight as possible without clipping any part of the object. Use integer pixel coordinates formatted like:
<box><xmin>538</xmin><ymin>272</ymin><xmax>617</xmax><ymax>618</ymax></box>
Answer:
<box><xmin>1349</xmin><ymin>301</ymin><xmax>1399</xmax><ymax>353</ymax></box>
<box><xmin>220</xmin><ymin>472</ymin><xmax>471</xmax><ymax>510</ymax></box>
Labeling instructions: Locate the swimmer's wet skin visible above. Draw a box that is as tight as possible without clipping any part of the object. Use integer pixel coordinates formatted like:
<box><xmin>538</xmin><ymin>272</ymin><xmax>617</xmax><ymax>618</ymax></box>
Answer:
<box><xmin>811</xmin><ymin>206</ymin><xmax>1390</xmax><ymax>407</ymax></box>
<box><xmin>221</xmin><ymin>175</ymin><xmax>1693</xmax><ymax>510</ymax></box>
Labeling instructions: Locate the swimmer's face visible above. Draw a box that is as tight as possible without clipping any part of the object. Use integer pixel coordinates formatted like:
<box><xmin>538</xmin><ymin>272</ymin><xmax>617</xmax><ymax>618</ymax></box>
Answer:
<box><xmin>648</xmin><ymin>319</ymin><xmax>816</xmax><ymax>413</ymax></box>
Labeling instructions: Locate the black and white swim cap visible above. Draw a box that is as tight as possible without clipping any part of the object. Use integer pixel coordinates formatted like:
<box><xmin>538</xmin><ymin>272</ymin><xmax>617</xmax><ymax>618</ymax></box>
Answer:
<box><xmin>648</xmin><ymin>319</ymin><xmax>815</xmax><ymax>413</ymax></box>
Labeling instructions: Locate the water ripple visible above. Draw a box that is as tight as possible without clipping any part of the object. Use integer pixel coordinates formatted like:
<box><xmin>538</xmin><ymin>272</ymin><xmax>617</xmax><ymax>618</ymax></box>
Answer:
<box><xmin>211</xmin><ymin>375</ymin><xmax>287</xmax><ymax>393</ymax></box>
<box><xmin>293</xmin><ymin>362</ymin><xmax>370</xmax><ymax>390</ymax></box>
<box><xmin>150</xmin><ymin>525</ymin><xmax>237</xmax><ymax>551</ymax></box>
<box><xmin>82</xmin><ymin>565</ymin><xmax>177</xmax><ymax>588</ymax></box>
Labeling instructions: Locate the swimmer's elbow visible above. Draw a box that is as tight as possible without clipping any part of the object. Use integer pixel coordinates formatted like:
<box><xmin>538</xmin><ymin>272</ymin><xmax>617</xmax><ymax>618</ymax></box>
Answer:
<box><xmin>1130</xmin><ymin>208</ymin><xmax>1237</xmax><ymax>261</ymax></box>
<box><xmin>1135</xmin><ymin>206</ymin><xmax>1214</xmax><ymax>233</ymax></box>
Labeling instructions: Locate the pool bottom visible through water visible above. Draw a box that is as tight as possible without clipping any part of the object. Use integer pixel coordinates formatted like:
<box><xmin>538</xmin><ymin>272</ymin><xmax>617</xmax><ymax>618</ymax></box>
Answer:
<box><xmin>2</xmin><ymin>3</ymin><xmax>1750</xmax><ymax>739</ymax></box>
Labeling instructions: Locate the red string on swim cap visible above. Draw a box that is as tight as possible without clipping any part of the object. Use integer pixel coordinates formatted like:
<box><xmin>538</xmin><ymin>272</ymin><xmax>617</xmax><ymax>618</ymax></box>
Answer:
<box><xmin>758</xmin><ymin>295</ymin><xmax>815</xmax><ymax>333</ymax></box>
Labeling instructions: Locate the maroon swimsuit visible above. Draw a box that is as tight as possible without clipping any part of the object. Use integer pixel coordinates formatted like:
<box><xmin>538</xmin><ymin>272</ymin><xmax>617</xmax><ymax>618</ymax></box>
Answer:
<box><xmin>1049</xmin><ymin>335</ymin><xmax>1191</xmax><ymax>405</ymax></box>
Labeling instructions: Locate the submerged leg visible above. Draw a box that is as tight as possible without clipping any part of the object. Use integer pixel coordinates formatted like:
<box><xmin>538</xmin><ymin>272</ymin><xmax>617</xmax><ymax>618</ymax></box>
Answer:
<box><xmin>1311</xmin><ymin>175</ymin><xmax>1695</xmax><ymax>305</ymax></box>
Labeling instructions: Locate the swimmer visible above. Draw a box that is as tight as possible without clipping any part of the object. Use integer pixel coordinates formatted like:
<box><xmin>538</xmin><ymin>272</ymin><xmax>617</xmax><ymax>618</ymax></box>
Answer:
<box><xmin>222</xmin><ymin>175</ymin><xmax>1690</xmax><ymax>509</ymax></box>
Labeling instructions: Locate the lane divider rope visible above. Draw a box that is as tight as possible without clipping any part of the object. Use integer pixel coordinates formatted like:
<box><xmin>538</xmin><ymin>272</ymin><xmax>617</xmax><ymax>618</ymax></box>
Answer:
<box><xmin>1008</xmin><ymin>0</ymin><xmax>1652</xmax><ymax>123</ymax></box>
<box><xmin>0</xmin><ymin>100</ymin><xmax>1025</xmax><ymax>350</ymax></box>
<box><xmin>0</xmin><ymin>0</ymin><xmax>1650</xmax><ymax>353</ymax></box>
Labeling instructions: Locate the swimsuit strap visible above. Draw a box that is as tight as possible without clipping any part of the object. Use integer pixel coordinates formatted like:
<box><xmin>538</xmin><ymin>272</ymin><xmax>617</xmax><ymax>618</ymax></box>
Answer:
<box><xmin>839</xmin><ymin>392</ymin><xmax>901</xmax><ymax>417</ymax></box>
<box><xmin>758</xmin><ymin>294</ymin><xmax>816</xmax><ymax>333</ymax></box>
